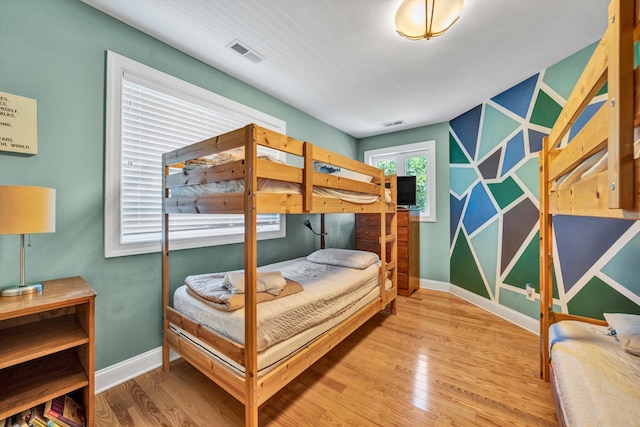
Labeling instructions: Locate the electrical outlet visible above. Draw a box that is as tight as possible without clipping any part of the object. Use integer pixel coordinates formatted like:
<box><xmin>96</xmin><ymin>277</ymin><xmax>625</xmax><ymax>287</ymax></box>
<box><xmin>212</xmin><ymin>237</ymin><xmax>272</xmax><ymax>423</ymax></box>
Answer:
<box><xmin>525</xmin><ymin>283</ymin><xmax>535</xmax><ymax>301</ymax></box>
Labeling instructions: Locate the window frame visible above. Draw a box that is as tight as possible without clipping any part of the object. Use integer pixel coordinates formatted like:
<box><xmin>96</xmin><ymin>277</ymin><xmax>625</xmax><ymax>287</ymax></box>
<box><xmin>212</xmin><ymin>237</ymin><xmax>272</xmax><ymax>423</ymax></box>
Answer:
<box><xmin>364</xmin><ymin>140</ymin><xmax>436</xmax><ymax>222</ymax></box>
<box><xmin>105</xmin><ymin>51</ymin><xmax>287</xmax><ymax>258</ymax></box>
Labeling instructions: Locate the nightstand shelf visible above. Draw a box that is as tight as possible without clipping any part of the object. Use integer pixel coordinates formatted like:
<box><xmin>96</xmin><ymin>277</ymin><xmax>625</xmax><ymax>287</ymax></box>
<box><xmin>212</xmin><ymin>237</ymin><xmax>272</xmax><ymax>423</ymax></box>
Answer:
<box><xmin>0</xmin><ymin>350</ymin><xmax>89</xmax><ymax>419</ymax></box>
<box><xmin>0</xmin><ymin>277</ymin><xmax>95</xmax><ymax>425</ymax></box>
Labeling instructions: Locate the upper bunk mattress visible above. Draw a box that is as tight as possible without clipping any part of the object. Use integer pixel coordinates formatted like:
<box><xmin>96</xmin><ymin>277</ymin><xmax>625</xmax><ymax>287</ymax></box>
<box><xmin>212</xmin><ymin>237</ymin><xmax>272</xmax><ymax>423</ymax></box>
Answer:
<box><xmin>170</xmin><ymin>152</ymin><xmax>391</xmax><ymax>204</ymax></box>
<box><xmin>549</xmin><ymin>320</ymin><xmax>640</xmax><ymax>427</ymax></box>
<box><xmin>173</xmin><ymin>256</ymin><xmax>385</xmax><ymax>352</ymax></box>
<box><xmin>170</xmin><ymin>178</ymin><xmax>391</xmax><ymax>204</ymax></box>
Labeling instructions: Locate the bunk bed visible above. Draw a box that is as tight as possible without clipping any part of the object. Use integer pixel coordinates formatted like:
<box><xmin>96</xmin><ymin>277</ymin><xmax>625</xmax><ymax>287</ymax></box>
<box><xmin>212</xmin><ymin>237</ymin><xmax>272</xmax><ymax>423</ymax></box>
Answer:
<box><xmin>161</xmin><ymin>123</ymin><xmax>398</xmax><ymax>427</ymax></box>
<box><xmin>539</xmin><ymin>0</ymin><xmax>640</xmax><ymax>425</ymax></box>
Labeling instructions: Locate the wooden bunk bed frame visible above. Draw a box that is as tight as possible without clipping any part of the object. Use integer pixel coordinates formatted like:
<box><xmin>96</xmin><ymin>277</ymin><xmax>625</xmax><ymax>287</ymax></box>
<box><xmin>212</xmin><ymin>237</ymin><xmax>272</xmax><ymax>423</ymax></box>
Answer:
<box><xmin>539</xmin><ymin>0</ymin><xmax>639</xmax><ymax>383</ymax></box>
<box><xmin>161</xmin><ymin>123</ymin><xmax>398</xmax><ymax>427</ymax></box>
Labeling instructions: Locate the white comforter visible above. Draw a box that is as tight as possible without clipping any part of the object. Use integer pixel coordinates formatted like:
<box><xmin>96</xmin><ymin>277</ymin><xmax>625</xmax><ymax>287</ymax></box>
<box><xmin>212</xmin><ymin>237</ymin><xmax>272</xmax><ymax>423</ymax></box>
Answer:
<box><xmin>173</xmin><ymin>257</ymin><xmax>383</xmax><ymax>351</ymax></box>
<box><xmin>170</xmin><ymin>178</ymin><xmax>391</xmax><ymax>204</ymax></box>
<box><xmin>549</xmin><ymin>320</ymin><xmax>640</xmax><ymax>426</ymax></box>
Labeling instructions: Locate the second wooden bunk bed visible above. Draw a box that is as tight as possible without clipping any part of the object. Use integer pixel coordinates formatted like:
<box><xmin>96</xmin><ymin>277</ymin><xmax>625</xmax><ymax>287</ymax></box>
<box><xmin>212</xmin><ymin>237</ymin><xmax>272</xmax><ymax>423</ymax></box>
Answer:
<box><xmin>539</xmin><ymin>0</ymin><xmax>640</xmax><ymax>424</ymax></box>
<box><xmin>161</xmin><ymin>124</ymin><xmax>398</xmax><ymax>426</ymax></box>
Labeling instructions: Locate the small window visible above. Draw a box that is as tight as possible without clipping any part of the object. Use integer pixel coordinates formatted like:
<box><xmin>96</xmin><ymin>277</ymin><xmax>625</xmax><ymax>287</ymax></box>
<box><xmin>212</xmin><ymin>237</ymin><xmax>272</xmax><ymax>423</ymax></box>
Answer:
<box><xmin>364</xmin><ymin>141</ymin><xmax>436</xmax><ymax>222</ymax></box>
<box><xmin>105</xmin><ymin>51</ymin><xmax>287</xmax><ymax>257</ymax></box>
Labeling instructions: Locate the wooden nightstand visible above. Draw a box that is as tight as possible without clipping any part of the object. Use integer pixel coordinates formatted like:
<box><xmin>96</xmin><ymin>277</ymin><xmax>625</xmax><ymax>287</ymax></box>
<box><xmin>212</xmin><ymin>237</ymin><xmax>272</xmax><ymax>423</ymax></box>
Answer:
<box><xmin>0</xmin><ymin>276</ymin><xmax>96</xmax><ymax>426</ymax></box>
<box><xmin>355</xmin><ymin>208</ymin><xmax>420</xmax><ymax>296</ymax></box>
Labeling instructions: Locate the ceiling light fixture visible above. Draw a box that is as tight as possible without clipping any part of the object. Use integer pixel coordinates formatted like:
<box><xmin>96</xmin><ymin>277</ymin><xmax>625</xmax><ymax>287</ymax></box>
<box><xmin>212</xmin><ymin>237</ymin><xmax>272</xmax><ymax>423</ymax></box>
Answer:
<box><xmin>395</xmin><ymin>0</ymin><xmax>464</xmax><ymax>40</ymax></box>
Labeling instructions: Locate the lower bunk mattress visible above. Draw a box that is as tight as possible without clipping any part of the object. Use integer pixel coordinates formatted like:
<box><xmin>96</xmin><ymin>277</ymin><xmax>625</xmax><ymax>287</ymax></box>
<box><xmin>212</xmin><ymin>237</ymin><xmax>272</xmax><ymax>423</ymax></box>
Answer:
<box><xmin>549</xmin><ymin>320</ymin><xmax>640</xmax><ymax>426</ymax></box>
<box><xmin>172</xmin><ymin>254</ymin><xmax>390</xmax><ymax>375</ymax></box>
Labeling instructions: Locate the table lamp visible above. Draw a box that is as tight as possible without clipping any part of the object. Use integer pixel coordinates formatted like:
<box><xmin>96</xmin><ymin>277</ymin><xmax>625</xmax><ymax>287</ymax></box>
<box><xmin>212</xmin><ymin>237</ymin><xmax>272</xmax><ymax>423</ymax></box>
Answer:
<box><xmin>0</xmin><ymin>185</ymin><xmax>56</xmax><ymax>296</ymax></box>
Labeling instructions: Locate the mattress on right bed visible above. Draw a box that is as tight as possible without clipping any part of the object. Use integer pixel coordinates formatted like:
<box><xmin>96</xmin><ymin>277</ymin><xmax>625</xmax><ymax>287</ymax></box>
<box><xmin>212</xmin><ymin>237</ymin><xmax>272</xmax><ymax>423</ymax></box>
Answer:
<box><xmin>549</xmin><ymin>320</ymin><xmax>640</xmax><ymax>426</ymax></box>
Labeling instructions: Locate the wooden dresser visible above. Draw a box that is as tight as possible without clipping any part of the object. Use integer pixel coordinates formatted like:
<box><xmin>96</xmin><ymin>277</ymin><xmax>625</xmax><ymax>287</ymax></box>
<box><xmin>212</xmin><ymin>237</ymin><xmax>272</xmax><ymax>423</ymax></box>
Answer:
<box><xmin>0</xmin><ymin>276</ymin><xmax>96</xmax><ymax>426</ymax></box>
<box><xmin>355</xmin><ymin>208</ymin><xmax>419</xmax><ymax>296</ymax></box>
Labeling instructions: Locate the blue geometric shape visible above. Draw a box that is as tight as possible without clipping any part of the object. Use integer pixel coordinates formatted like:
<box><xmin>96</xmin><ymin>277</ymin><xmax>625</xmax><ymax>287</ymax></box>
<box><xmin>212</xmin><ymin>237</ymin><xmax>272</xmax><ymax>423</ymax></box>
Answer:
<box><xmin>492</xmin><ymin>74</ymin><xmax>539</xmax><ymax>119</ymax></box>
<box><xmin>462</xmin><ymin>183</ymin><xmax>498</xmax><ymax>236</ymax></box>
<box><xmin>501</xmin><ymin>130</ymin><xmax>525</xmax><ymax>176</ymax></box>
<box><xmin>528</xmin><ymin>129</ymin><xmax>547</xmax><ymax>153</ymax></box>
<box><xmin>554</xmin><ymin>215</ymin><xmax>634</xmax><ymax>293</ymax></box>
<box><xmin>450</xmin><ymin>166</ymin><xmax>478</xmax><ymax>198</ymax></box>
<box><xmin>601</xmin><ymin>230</ymin><xmax>640</xmax><ymax>297</ymax></box>
<box><xmin>450</xmin><ymin>105</ymin><xmax>482</xmax><ymax>161</ymax></box>
<box><xmin>568</xmin><ymin>101</ymin><xmax>605</xmax><ymax>142</ymax></box>
<box><xmin>450</xmin><ymin>193</ymin><xmax>467</xmax><ymax>246</ymax></box>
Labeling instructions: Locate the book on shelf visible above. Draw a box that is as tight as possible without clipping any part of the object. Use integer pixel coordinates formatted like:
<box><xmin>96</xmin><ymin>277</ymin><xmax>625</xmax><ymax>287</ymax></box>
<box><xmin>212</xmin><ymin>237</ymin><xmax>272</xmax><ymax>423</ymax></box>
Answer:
<box><xmin>44</xmin><ymin>396</ymin><xmax>85</xmax><ymax>427</ymax></box>
<box><xmin>29</xmin><ymin>404</ymin><xmax>55</xmax><ymax>427</ymax></box>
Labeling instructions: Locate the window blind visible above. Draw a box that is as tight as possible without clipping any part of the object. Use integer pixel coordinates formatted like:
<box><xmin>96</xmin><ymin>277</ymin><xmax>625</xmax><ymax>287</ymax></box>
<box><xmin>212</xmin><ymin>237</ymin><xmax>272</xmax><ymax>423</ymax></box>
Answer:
<box><xmin>120</xmin><ymin>74</ymin><xmax>280</xmax><ymax>244</ymax></box>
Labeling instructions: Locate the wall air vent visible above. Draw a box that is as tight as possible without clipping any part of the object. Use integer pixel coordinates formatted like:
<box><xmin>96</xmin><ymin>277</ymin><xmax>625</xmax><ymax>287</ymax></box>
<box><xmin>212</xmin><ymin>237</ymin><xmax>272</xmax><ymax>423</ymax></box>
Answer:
<box><xmin>383</xmin><ymin>120</ymin><xmax>405</xmax><ymax>127</ymax></box>
<box><xmin>226</xmin><ymin>39</ymin><xmax>264</xmax><ymax>64</ymax></box>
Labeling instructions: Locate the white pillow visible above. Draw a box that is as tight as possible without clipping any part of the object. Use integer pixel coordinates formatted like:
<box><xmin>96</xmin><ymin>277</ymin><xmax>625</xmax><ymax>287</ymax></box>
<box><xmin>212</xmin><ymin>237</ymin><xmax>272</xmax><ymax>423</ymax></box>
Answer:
<box><xmin>604</xmin><ymin>312</ymin><xmax>640</xmax><ymax>356</ymax></box>
<box><xmin>307</xmin><ymin>248</ymin><xmax>379</xmax><ymax>269</ymax></box>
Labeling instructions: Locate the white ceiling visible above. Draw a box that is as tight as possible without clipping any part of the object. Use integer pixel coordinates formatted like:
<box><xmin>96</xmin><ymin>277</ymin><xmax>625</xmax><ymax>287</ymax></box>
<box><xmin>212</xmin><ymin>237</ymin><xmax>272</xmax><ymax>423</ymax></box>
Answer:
<box><xmin>81</xmin><ymin>0</ymin><xmax>608</xmax><ymax>139</ymax></box>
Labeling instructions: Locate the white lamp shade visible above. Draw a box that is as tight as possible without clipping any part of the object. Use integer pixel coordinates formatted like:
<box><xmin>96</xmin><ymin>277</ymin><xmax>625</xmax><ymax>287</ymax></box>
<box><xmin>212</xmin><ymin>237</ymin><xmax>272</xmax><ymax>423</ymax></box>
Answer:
<box><xmin>0</xmin><ymin>186</ymin><xmax>56</xmax><ymax>235</ymax></box>
<box><xmin>395</xmin><ymin>0</ymin><xmax>464</xmax><ymax>40</ymax></box>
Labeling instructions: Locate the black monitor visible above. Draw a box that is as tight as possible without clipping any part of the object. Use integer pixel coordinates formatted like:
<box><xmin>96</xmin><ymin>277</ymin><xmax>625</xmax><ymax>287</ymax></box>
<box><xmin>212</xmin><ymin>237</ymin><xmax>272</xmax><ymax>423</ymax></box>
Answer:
<box><xmin>396</xmin><ymin>176</ymin><xmax>417</xmax><ymax>206</ymax></box>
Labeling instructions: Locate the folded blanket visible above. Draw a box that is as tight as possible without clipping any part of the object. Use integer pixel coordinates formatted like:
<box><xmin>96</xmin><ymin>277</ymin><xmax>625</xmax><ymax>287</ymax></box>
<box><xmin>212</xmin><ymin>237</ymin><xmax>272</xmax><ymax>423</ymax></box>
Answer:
<box><xmin>184</xmin><ymin>272</ymin><xmax>303</xmax><ymax>311</ymax></box>
<box><xmin>223</xmin><ymin>271</ymin><xmax>286</xmax><ymax>295</ymax></box>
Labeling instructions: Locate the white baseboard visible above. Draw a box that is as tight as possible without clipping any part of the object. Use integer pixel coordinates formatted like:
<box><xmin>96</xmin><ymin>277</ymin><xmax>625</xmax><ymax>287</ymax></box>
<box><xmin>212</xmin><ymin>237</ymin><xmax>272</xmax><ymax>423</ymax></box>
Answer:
<box><xmin>96</xmin><ymin>280</ymin><xmax>538</xmax><ymax>394</ymax></box>
<box><xmin>420</xmin><ymin>278</ymin><xmax>539</xmax><ymax>335</ymax></box>
<box><xmin>95</xmin><ymin>347</ymin><xmax>180</xmax><ymax>394</ymax></box>
<box><xmin>420</xmin><ymin>278</ymin><xmax>450</xmax><ymax>292</ymax></box>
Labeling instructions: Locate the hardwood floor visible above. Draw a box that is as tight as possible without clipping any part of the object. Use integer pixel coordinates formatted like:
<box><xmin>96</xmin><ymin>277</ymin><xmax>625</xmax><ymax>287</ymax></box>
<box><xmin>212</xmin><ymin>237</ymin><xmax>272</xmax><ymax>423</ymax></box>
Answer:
<box><xmin>95</xmin><ymin>290</ymin><xmax>558</xmax><ymax>426</ymax></box>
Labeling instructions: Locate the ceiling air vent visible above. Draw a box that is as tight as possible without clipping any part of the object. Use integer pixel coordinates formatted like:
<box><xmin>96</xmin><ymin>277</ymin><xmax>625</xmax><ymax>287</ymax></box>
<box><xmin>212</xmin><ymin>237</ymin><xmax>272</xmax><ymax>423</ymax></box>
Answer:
<box><xmin>226</xmin><ymin>39</ymin><xmax>264</xmax><ymax>64</ymax></box>
<box><xmin>383</xmin><ymin>120</ymin><xmax>405</xmax><ymax>127</ymax></box>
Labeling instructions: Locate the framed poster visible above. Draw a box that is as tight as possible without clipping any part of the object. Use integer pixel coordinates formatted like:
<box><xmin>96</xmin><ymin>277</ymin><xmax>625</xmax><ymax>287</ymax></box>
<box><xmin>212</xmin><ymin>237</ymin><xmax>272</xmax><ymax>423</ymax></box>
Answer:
<box><xmin>0</xmin><ymin>91</ymin><xmax>38</xmax><ymax>155</ymax></box>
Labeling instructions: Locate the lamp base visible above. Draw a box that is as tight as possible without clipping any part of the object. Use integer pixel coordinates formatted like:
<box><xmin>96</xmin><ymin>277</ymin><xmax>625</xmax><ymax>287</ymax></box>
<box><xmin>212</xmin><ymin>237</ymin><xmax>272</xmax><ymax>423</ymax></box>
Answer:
<box><xmin>0</xmin><ymin>283</ymin><xmax>43</xmax><ymax>297</ymax></box>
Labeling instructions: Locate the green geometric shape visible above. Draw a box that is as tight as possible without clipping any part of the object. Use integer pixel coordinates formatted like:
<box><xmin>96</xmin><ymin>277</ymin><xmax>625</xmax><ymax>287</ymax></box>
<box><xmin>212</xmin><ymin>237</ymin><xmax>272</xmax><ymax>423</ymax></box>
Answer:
<box><xmin>499</xmin><ymin>286</ymin><xmax>539</xmax><ymax>320</ymax></box>
<box><xmin>450</xmin><ymin>132</ymin><xmax>470</xmax><ymax>164</ymax></box>
<box><xmin>597</xmin><ymin>81</ymin><xmax>608</xmax><ymax>97</ymax></box>
<box><xmin>543</xmin><ymin>42</ymin><xmax>596</xmax><ymax>99</ymax></box>
<box><xmin>567</xmin><ymin>276</ymin><xmax>640</xmax><ymax>320</ymax></box>
<box><xmin>602</xmin><ymin>231</ymin><xmax>640</xmax><ymax>297</ymax></box>
<box><xmin>552</xmin><ymin>268</ymin><xmax>559</xmax><ymax>300</ymax></box>
<box><xmin>504</xmin><ymin>231</ymin><xmax>539</xmax><ymax>291</ymax></box>
<box><xmin>450</xmin><ymin>166</ymin><xmax>478</xmax><ymax>198</ymax></box>
<box><xmin>514</xmin><ymin>157</ymin><xmax>540</xmax><ymax>202</ymax></box>
<box><xmin>478</xmin><ymin>104</ymin><xmax>521</xmax><ymax>160</ymax></box>
<box><xmin>471</xmin><ymin>218</ymin><xmax>499</xmax><ymax>297</ymax></box>
<box><xmin>487</xmin><ymin>176</ymin><xmax>525</xmax><ymax>210</ymax></box>
<box><xmin>451</xmin><ymin>232</ymin><xmax>490</xmax><ymax>299</ymax></box>
<box><xmin>530</xmin><ymin>90</ymin><xmax>563</xmax><ymax>129</ymax></box>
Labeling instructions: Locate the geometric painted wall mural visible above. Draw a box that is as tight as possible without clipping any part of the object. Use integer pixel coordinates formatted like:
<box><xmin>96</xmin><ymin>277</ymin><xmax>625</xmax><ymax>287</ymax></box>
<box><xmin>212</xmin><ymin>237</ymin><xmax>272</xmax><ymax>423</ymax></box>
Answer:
<box><xmin>450</xmin><ymin>42</ymin><xmax>640</xmax><ymax>320</ymax></box>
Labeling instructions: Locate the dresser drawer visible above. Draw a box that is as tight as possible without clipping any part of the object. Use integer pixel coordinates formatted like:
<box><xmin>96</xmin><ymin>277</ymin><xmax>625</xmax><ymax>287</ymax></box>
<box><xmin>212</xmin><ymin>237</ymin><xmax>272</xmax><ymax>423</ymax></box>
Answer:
<box><xmin>397</xmin><ymin>256</ymin><xmax>408</xmax><ymax>272</ymax></box>
<box><xmin>398</xmin><ymin>242</ymin><xmax>408</xmax><ymax>258</ymax></box>
<box><xmin>355</xmin><ymin>225</ymin><xmax>381</xmax><ymax>241</ymax></box>
<box><xmin>355</xmin><ymin>239</ymin><xmax>393</xmax><ymax>255</ymax></box>
<box><xmin>355</xmin><ymin>240</ymin><xmax>406</xmax><ymax>260</ymax></box>
<box><xmin>397</xmin><ymin>211</ymin><xmax>409</xmax><ymax>227</ymax></box>
<box><xmin>397</xmin><ymin>273</ymin><xmax>408</xmax><ymax>290</ymax></box>
<box><xmin>356</xmin><ymin>213</ymin><xmax>393</xmax><ymax>227</ymax></box>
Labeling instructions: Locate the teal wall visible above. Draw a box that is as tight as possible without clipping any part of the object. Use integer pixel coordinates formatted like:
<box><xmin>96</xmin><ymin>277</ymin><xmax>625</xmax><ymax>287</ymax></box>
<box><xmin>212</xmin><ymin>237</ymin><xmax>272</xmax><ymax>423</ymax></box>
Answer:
<box><xmin>358</xmin><ymin>123</ymin><xmax>451</xmax><ymax>283</ymax></box>
<box><xmin>0</xmin><ymin>0</ymin><xmax>359</xmax><ymax>370</ymax></box>
<box><xmin>449</xmin><ymin>43</ymin><xmax>640</xmax><ymax>319</ymax></box>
